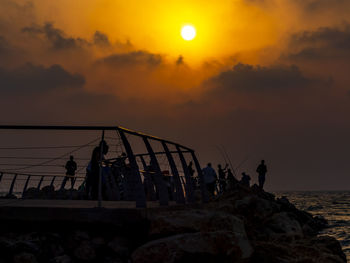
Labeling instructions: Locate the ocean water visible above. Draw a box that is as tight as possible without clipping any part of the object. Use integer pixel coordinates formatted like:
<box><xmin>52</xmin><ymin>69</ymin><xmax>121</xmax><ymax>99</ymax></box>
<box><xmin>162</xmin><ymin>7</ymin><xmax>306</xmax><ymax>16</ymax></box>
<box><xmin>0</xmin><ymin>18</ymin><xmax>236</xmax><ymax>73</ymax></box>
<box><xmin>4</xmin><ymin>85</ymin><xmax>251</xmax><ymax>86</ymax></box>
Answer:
<box><xmin>277</xmin><ymin>191</ymin><xmax>350</xmax><ymax>261</ymax></box>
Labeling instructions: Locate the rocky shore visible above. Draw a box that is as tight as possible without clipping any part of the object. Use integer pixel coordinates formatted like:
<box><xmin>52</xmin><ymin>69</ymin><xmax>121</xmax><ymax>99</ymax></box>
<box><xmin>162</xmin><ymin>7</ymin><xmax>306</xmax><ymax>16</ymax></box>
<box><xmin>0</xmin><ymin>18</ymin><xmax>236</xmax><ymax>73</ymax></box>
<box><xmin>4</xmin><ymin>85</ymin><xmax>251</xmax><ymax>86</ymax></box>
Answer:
<box><xmin>0</xmin><ymin>184</ymin><xmax>346</xmax><ymax>263</ymax></box>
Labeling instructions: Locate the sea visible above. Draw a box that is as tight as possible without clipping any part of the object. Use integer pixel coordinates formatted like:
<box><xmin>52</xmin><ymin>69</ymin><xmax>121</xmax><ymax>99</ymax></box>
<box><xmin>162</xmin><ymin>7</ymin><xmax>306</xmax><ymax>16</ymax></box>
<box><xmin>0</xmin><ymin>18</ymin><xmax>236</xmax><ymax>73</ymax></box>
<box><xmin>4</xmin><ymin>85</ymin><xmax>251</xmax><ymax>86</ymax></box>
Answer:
<box><xmin>276</xmin><ymin>191</ymin><xmax>350</xmax><ymax>261</ymax></box>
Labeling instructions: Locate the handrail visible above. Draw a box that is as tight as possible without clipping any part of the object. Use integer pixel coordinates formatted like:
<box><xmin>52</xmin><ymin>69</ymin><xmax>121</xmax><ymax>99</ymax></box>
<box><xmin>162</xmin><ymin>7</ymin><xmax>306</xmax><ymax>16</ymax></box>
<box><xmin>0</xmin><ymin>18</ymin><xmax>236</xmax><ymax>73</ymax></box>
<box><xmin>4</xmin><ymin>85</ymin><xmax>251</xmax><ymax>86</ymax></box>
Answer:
<box><xmin>0</xmin><ymin>125</ymin><xmax>194</xmax><ymax>151</ymax></box>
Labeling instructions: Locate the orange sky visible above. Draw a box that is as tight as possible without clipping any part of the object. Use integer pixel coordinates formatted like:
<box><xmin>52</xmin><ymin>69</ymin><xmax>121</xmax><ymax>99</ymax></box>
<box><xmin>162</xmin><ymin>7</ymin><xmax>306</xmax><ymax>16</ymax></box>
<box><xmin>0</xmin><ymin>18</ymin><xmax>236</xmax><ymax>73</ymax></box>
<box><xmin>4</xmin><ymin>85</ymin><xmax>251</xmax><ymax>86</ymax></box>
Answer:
<box><xmin>1</xmin><ymin>0</ymin><xmax>350</xmax><ymax>190</ymax></box>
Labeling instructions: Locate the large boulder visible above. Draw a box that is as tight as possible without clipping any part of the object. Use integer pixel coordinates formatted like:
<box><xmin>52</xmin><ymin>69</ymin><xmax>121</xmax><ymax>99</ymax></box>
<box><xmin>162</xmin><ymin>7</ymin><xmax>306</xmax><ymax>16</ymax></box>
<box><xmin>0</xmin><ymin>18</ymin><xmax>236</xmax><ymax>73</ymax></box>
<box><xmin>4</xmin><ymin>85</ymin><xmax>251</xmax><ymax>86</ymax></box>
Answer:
<box><xmin>234</xmin><ymin>196</ymin><xmax>280</xmax><ymax>220</ymax></box>
<box><xmin>132</xmin><ymin>231</ymin><xmax>253</xmax><ymax>263</ymax></box>
<box><xmin>13</xmin><ymin>252</ymin><xmax>38</xmax><ymax>263</ymax></box>
<box><xmin>149</xmin><ymin>210</ymin><xmax>247</xmax><ymax>236</ymax></box>
<box><xmin>264</xmin><ymin>212</ymin><xmax>303</xmax><ymax>239</ymax></box>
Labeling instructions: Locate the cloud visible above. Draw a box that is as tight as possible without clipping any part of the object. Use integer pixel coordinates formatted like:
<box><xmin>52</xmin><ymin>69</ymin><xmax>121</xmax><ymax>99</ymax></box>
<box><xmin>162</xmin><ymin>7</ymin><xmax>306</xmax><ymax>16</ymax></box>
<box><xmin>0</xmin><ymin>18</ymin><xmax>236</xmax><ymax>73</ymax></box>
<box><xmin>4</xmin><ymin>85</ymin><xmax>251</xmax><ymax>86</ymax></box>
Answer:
<box><xmin>93</xmin><ymin>31</ymin><xmax>110</xmax><ymax>47</ymax></box>
<box><xmin>22</xmin><ymin>22</ymin><xmax>88</xmax><ymax>50</ymax></box>
<box><xmin>0</xmin><ymin>35</ymin><xmax>10</xmax><ymax>54</ymax></box>
<box><xmin>287</xmin><ymin>25</ymin><xmax>350</xmax><ymax>60</ymax></box>
<box><xmin>97</xmin><ymin>51</ymin><xmax>163</xmax><ymax>68</ymax></box>
<box><xmin>208</xmin><ymin>63</ymin><xmax>311</xmax><ymax>94</ymax></box>
<box><xmin>0</xmin><ymin>63</ymin><xmax>85</xmax><ymax>93</ymax></box>
<box><xmin>295</xmin><ymin>0</ymin><xmax>349</xmax><ymax>12</ymax></box>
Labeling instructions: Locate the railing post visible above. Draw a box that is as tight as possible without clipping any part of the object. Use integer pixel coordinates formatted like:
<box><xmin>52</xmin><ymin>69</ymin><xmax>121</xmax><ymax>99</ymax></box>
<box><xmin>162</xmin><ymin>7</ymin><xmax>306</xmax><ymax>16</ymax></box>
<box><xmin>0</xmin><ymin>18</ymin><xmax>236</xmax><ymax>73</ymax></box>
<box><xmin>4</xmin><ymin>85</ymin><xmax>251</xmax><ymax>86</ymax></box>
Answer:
<box><xmin>143</xmin><ymin>137</ymin><xmax>169</xmax><ymax>206</ymax></box>
<box><xmin>191</xmin><ymin>150</ymin><xmax>209</xmax><ymax>203</ymax></box>
<box><xmin>162</xmin><ymin>142</ymin><xmax>185</xmax><ymax>204</ymax></box>
<box><xmin>118</xmin><ymin>129</ymin><xmax>146</xmax><ymax>208</ymax></box>
<box><xmin>9</xmin><ymin>174</ymin><xmax>17</xmax><ymax>196</ymax></box>
<box><xmin>139</xmin><ymin>155</ymin><xmax>156</xmax><ymax>201</ymax></box>
<box><xmin>50</xmin><ymin>176</ymin><xmax>56</xmax><ymax>188</ymax></box>
<box><xmin>176</xmin><ymin>145</ymin><xmax>194</xmax><ymax>203</ymax></box>
<box><xmin>22</xmin><ymin>175</ymin><xmax>31</xmax><ymax>198</ymax></box>
<box><xmin>60</xmin><ymin>176</ymin><xmax>67</xmax><ymax>190</ymax></box>
<box><xmin>98</xmin><ymin>130</ymin><xmax>105</xmax><ymax>208</ymax></box>
<box><xmin>37</xmin><ymin>176</ymin><xmax>44</xmax><ymax>190</ymax></box>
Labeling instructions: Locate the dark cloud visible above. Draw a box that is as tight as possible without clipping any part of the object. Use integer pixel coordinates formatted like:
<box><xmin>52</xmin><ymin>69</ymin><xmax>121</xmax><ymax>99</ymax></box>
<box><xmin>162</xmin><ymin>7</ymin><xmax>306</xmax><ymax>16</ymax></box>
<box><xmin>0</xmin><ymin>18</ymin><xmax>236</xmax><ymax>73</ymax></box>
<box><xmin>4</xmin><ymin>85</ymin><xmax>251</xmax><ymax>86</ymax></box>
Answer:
<box><xmin>0</xmin><ymin>63</ymin><xmax>85</xmax><ymax>93</ymax></box>
<box><xmin>296</xmin><ymin>0</ymin><xmax>348</xmax><ymax>12</ymax></box>
<box><xmin>22</xmin><ymin>23</ymin><xmax>88</xmax><ymax>50</ymax></box>
<box><xmin>98</xmin><ymin>51</ymin><xmax>163</xmax><ymax>68</ymax></box>
<box><xmin>287</xmin><ymin>25</ymin><xmax>350</xmax><ymax>60</ymax></box>
<box><xmin>176</xmin><ymin>55</ymin><xmax>184</xmax><ymax>65</ymax></box>
<box><xmin>93</xmin><ymin>31</ymin><xmax>110</xmax><ymax>47</ymax></box>
<box><xmin>208</xmin><ymin>63</ymin><xmax>311</xmax><ymax>93</ymax></box>
<box><xmin>0</xmin><ymin>35</ymin><xmax>10</xmax><ymax>54</ymax></box>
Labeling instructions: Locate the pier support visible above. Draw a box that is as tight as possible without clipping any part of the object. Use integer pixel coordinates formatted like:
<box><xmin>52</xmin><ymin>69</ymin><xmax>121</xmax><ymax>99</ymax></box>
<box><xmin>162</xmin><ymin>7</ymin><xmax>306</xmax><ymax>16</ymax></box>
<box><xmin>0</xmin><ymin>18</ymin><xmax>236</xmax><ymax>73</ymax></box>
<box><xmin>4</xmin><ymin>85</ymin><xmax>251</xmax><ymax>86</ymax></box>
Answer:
<box><xmin>118</xmin><ymin>130</ymin><xmax>146</xmax><ymax>208</ymax></box>
<box><xmin>143</xmin><ymin>137</ymin><xmax>169</xmax><ymax>206</ymax></box>
<box><xmin>162</xmin><ymin>142</ymin><xmax>185</xmax><ymax>204</ymax></box>
<box><xmin>9</xmin><ymin>174</ymin><xmax>17</xmax><ymax>196</ymax></box>
<box><xmin>191</xmin><ymin>151</ymin><xmax>208</xmax><ymax>203</ymax></box>
<box><xmin>22</xmin><ymin>175</ymin><xmax>31</xmax><ymax>198</ymax></box>
<box><xmin>139</xmin><ymin>155</ymin><xmax>156</xmax><ymax>201</ymax></box>
<box><xmin>37</xmin><ymin>176</ymin><xmax>44</xmax><ymax>190</ymax></box>
<box><xmin>176</xmin><ymin>145</ymin><xmax>194</xmax><ymax>203</ymax></box>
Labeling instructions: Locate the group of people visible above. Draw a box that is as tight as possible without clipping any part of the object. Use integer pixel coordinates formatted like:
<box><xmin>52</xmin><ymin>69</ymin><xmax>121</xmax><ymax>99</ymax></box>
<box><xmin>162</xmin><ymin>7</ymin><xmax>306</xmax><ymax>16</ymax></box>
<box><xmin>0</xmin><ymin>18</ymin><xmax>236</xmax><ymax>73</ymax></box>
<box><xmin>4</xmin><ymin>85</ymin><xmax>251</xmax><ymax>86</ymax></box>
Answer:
<box><xmin>202</xmin><ymin>160</ymin><xmax>268</xmax><ymax>195</ymax></box>
<box><xmin>63</xmin><ymin>141</ymin><xmax>268</xmax><ymax>200</ymax></box>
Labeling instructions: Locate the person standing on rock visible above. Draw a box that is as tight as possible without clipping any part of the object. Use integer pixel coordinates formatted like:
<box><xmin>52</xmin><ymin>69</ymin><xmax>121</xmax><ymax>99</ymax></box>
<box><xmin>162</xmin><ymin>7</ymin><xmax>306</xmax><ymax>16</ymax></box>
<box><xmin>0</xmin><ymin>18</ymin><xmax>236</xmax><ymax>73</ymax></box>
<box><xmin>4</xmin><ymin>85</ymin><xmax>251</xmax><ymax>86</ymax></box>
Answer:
<box><xmin>240</xmin><ymin>172</ymin><xmax>251</xmax><ymax>187</ymax></box>
<box><xmin>256</xmin><ymin>160</ymin><xmax>267</xmax><ymax>190</ymax></box>
<box><xmin>218</xmin><ymin>164</ymin><xmax>228</xmax><ymax>193</ymax></box>
<box><xmin>202</xmin><ymin>163</ymin><xmax>217</xmax><ymax>196</ymax></box>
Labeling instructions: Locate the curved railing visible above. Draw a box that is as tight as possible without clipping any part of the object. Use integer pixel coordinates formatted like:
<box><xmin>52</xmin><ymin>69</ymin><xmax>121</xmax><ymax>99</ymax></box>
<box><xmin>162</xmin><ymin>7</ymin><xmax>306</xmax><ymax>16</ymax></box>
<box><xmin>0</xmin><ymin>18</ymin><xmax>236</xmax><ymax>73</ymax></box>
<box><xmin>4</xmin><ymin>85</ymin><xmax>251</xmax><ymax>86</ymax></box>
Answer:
<box><xmin>0</xmin><ymin>125</ymin><xmax>208</xmax><ymax>207</ymax></box>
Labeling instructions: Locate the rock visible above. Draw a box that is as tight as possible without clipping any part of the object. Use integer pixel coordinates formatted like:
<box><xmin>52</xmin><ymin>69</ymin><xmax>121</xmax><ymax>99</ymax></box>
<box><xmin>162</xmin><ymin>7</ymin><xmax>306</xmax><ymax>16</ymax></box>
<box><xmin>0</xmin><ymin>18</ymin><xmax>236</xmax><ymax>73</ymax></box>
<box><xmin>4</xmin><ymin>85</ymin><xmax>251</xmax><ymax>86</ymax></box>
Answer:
<box><xmin>251</xmin><ymin>237</ymin><xmax>347</xmax><ymax>263</ymax></box>
<box><xmin>50</xmin><ymin>255</ymin><xmax>71</xmax><ymax>263</ymax></box>
<box><xmin>74</xmin><ymin>240</ymin><xmax>96</xmax><ymax>261</ymax></box>
<box><xmin>265</xmin><ymin>212</ymin><xmax>303</xmax><ymax>239</ymax></box>
<box><xmin>132</xmin><ymin>231</ymin><xmax>253</xmax><ymax>263</ymax></box>
<box><xmin>108</xmin><ymin>237</ymin><xmax>130</xmax><ymax>258</ymax></box>
<box><xmin>234</xmin><ymin>196</ymin><xmax>280</xmax><ymax>220</ymax></box>
<box><xmin>13</xmin><ymin>252</ymin><xmax>38</xmax><ymax>263</ymax></box>
<box><xmin>149</xmin><ymin>210</ymin><xmax>247</xmax><ymax>236</ymax></box>
<box><xmin>13</xmin><ymin>240</ymin><xmax>40</xmax><ymax>254</ymax></box>
<box><xmin>91</xmin><ymin>237</ymin><xmax>105</xmax><ymax>247</ymax></box>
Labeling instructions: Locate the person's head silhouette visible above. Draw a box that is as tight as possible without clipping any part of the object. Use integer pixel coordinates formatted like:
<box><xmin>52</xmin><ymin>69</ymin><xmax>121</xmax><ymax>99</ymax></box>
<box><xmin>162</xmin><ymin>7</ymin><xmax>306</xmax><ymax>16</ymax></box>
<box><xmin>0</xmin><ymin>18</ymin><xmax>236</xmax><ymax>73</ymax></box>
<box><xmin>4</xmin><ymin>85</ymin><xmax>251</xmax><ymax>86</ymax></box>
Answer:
<box><xmin>70</xmin><ymin>155</ymin><xmax>74</xmax><ymax>161</ymax></box>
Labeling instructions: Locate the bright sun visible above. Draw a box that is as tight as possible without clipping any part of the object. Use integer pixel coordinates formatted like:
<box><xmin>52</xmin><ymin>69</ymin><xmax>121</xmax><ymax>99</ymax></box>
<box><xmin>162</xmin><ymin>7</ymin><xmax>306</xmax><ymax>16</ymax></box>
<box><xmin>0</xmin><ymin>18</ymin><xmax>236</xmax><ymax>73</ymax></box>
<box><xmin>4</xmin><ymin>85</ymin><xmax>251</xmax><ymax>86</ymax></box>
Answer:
<box><xmin>181</xmin><ymin>25</ymin><xmax>196</xmax><ymax>41</ymax></box>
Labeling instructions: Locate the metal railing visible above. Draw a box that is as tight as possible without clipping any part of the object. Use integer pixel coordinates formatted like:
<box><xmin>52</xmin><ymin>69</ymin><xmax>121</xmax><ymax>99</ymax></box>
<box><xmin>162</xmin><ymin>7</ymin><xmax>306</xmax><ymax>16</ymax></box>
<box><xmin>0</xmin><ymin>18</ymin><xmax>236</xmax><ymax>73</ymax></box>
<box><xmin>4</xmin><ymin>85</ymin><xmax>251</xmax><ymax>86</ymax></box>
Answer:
<box><xmin>0</xmin><ymin>125</ymin><xmax>208</xmax><ymax>208</ymax></box>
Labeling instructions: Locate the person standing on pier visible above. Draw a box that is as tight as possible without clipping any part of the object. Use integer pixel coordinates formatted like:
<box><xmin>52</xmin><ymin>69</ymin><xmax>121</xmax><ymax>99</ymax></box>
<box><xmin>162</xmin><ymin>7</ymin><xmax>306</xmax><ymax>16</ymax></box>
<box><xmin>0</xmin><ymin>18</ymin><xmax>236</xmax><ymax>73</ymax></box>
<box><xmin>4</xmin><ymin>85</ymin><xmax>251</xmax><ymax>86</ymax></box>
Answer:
<box><xmin>187</xmin><ymin>161</ymin><xmax>196</xmax><ymax>189</ymax></box>
<box><xmin>88</xmin><ymin>140</ymin><xmax>109</xmax><ymax>200</ymax></box>
<box><xmin>65</xmin><ymin>155</ymin><xmax>77</xmax><ymax>189</ymax></box>
<box><xmin>256</xmin><ymin>160</ymin><xmax>267</xmax><ymax>190</ymax></box>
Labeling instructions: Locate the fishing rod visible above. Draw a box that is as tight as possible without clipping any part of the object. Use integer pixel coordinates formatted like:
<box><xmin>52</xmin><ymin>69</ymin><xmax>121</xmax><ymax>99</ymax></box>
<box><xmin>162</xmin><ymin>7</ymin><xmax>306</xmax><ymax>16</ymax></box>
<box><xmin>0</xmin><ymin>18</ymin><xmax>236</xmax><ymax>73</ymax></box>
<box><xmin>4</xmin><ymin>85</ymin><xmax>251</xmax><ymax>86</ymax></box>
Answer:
<box><xmin>215</xmin><ymin>145</ymin><xmax>227</xmax><ymax>163</ymax></box>
<box><xmin>235</xmin><ymin>155</ymin><xmax>250</xmax><ymax>175</ymax></box>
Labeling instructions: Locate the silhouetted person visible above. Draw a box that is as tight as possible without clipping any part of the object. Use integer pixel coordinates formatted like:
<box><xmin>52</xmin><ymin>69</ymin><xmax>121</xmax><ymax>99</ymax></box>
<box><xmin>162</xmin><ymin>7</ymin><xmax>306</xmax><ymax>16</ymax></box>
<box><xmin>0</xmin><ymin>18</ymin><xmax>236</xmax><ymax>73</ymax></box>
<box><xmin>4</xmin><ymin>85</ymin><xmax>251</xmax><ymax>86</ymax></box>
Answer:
<box><xmin>202</xmin><ymin>163</ymin><xmax>217</xmax><ymax>195</ymax></box>
<box><xmin>64</xmin><ymin>155</ymin><xmax>77</xmax><ymax>189</ymax></box>
<box><xmin>87</xmin><ymin>140</ymin><xmax>109</xmax><ymax>200</ymax></box>
<box><xmin>188</xmin><ymin>161</ymin><xmax>196</xmax><ymax>189</ymax></box>
<box><xmin>256</xmin><ymin>160</ymin><xmax>267</xmax><ymax>190</ymax></box>
<box><xmin>218</xmin><ymin>164</ymin><xmax>228</xmax><ymax>193</ymax></box>
<box><xmin>227</xmin><ymin>168</ymin><xmax>238</xmax><ymax>189</ymax></box>
<box><xmin>240</xmin><ymin>172</ymin><xmax>251</xmax><ymax>187</ymax></box>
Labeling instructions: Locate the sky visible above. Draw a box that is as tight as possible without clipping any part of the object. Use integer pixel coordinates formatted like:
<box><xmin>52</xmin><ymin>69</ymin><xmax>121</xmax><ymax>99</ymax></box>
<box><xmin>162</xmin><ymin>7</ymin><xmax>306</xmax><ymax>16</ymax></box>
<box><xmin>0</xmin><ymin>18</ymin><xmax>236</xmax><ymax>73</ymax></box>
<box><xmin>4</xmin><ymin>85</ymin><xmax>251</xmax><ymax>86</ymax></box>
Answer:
<box><xmin>0</xmin><ymin>0</ymin><xmax>350</xmax><ymax>191</ymax></box>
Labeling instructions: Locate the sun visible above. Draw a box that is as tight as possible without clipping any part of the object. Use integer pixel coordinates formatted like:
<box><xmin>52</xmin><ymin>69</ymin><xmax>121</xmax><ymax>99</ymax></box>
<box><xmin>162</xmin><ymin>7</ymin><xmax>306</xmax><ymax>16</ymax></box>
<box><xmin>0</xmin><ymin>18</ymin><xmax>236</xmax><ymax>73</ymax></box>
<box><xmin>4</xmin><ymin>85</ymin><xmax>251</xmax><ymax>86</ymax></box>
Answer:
<box><xmin>181</xmin><ymin>25</ymin><xmax>196</xmax><ymax>41</ymax></box>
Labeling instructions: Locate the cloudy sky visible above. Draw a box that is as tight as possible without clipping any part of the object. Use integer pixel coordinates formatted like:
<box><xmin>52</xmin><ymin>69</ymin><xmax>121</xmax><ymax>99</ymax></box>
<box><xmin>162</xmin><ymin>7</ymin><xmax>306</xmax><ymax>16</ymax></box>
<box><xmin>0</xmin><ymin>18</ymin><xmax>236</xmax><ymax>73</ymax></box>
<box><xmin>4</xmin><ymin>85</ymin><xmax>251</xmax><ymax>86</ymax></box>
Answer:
<box><xmin>0</xmin><ymin>0</ymin><xmax>350</xmax><ymax>191</ymax></box>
